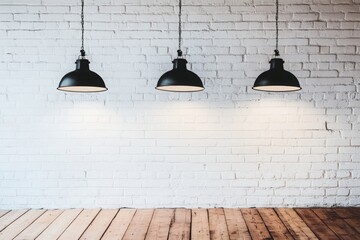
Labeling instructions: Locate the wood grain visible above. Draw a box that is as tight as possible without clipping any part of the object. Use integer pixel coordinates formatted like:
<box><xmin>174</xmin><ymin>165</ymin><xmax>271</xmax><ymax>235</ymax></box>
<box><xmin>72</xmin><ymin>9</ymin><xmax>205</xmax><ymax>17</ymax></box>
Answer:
<box><xmin>37</xmin><ymin>209</ymin><xmax>83</xmax><ymax>240</ymax></box>
<box><xmin>295</xmin><ymin>208</ymin><xmax>339</xmax><ymax>240</ymax></box>
<box><xmin>0</xmin><ymin>209</ymin><xmax>45</xmax><ymax>240</ymax></box>
<box><xmin>191</xmin><ymin>209</ymin><xmax>210</xmax><ymax>240</ymax></box>
<box><xmin>168</xmin><ymin>209</ymin><xmax>191</xmax><ymax>240</ymax></box>
<box><xmin>276</xmin><ymin>208</ymin><xmax>318</xmax><ymax>239</ymax></box>
<box><xmin>241</xmin><ymin>208</ymin><xmax>271</xmax><ymax>240</ymax></box>
<box><xmin>102</xmin><ymin>209</ymin><xmax>136</xmax><ymax>240</ymax></box>
<box><xmin>0</xmin><ymin>207</ymin><xmax>358</xmax><ymax>240</ymax></box>
<box><xmin>224</xmin><ymin>208</ymin><xmax>251</xmax><ymax>240</ymax></box>
<box><xmin>145</xmin><ymin>209</ymin><xmax>174</xmax><ymax>240</ymax></box>
<box><xmin>0</xmin><ymin>209</ymin><xmax>28</xmax><ymax>232</ymax></box>
<box><xmin>79</xmin><ymin>209</ymin><xmax>118</xmax><ymax>240</ymax></box>
<box><xmin>208</xmin><ymin>208</ymin><xmax>230</xmax><ymax>240</ymax></box>
<box><xmin>58</xmin><ymin>208</ymin><xmax>100</xmax><ymax>240</ymax></box>
<box><xmin>14</xmin><ymin>209</ymin><xmax>63</xmax><ymax>240</ymax></box>
<box><xmin>258</xmin><ymin>208</ymin><xmax>293</xmax><ymax>240</ymax></box>
<box><xmin>122</xmin><ymin>209</ymin><xmax>154</xmax><ymax>240</ymax></box>
<box><xmin>313</xmin><ymin>208</ymin><xmax>360</xmax><ymax>240</ymax></box>
<box><xmin>0</xmin><ymin>211</ymin><xmax>9</xmax><ymax>219</ymax></box>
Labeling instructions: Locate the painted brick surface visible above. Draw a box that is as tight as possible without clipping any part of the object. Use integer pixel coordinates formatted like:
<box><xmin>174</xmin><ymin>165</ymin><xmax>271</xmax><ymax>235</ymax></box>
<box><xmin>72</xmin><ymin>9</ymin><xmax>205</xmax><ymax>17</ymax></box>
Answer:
<box><xmin>0</xmin><ymin>0</ymin><xmax>359</xmax><ymax>209</ymax></box>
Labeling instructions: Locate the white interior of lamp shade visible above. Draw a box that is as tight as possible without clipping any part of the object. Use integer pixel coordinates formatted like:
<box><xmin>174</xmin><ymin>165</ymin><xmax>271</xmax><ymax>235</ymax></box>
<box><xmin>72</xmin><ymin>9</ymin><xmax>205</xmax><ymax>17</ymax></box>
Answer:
<box><xmin>156</xmin><ymin>85</ymin><xmax>204</xmax><ymax>92</ymax></box>
<box><xmin>253</xmin><ymin>85</ymin><xmax>301</xmax><ymax>92</ymax></box>
<box><xmin>57</xmin><ymin>86</ymin><xmax>108</xmax><ymax>93</ymax></box>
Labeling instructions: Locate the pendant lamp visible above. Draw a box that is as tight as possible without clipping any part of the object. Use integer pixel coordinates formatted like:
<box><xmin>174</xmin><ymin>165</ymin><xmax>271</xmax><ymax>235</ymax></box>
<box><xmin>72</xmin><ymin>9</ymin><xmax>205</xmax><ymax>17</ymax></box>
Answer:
<box><xmin>156</xmin><ymin>0</ymin><xmax>204</xmax><ymax>92</ymax></box>
<box><xmin>252</xmin><ymin>0</ymin><xmax>301</xmax><ymax>92</ymax></box>
<box><xmin>58</xmin><ymin>0</ymin><xmax>107</xmax><ymax>93</ymax></box>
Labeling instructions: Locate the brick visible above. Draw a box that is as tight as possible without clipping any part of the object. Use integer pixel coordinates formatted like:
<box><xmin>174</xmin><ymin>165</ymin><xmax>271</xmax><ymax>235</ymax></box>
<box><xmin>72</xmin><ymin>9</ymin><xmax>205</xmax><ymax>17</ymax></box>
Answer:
<box><xmin>0</xmin><ymin>0</ymin><xmax>358</xmax><ymax>210</ymax></box>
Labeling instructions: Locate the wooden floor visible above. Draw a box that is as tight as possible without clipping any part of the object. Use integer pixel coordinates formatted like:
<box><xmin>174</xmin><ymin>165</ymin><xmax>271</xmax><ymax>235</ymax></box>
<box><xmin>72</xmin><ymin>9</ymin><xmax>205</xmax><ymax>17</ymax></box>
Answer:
<box><xmin>0</xmin><ymin>208</ymin><xmax>359</xmax><ymax>240</ymax></box>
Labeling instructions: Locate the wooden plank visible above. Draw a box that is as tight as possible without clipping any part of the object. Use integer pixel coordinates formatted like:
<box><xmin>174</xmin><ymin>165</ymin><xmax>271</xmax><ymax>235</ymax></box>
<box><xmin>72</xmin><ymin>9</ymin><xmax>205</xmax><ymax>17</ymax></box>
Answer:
<box><xmin>350</xmin><ymin>207</ymin><xmax>360</xmax><ymax>217</ymax></box>
<box><xmin>208</xmin><ymin>208</ymin><xmax>230</xmax><ymax>240</ymax></box>
<box><xmin>313</xmin><ymin>208</ymin><xmax>360</xmax><ymax>240</ymax></box>
<box><xmin>223</xmin><ymin>209</ymin><xmax>251</xmax><ymax>240</ymax></box>
<box><xmin>258</xmin><ymin>208</ymin><xmax>293</xmax><ymax>240</ymax></box>
<box><xmin>344</xmin><ymin>219</ymin><xmax>360</xmax><ymax>234</ymax></box>
<box><xmin>276</xmin><ymin>208</ymin><xmax>318</xmax><ymax>240</ymax></box>
<box><xmin>37</xmin><ymin>209</ymin><xmax>83</xmax><ymax>240</ymax></box>
<box><xmin>79</xmin><ymin>209</ymin><xmax>118</xmax><ymax>240</ymax></box>
<box><xmin>1</xmin><ymin>207</ymin><xmax>358</xmax><ymax>240</ymax></box>
<box><xmin>332</xmin><ymin>208</ymin><xmax>360</xmax><ymax>234</ymax></box>
<box><xmin>0</xmin><ymin>209</ymin><xmax>45</xmax><ymax>240</ymax></box>
<box><xmin>145</xmin><ymin>209</ymin><xmax>174</xmax><ymax>240</ymax></box>
<box><xmin>191</xmin><ymin>209</ymin><xmax>210</xmax><ymax>240</ymax></box>
<box><xmin>295</xmin><ymin>208</ymin><xmax>339</xmax><ymax>240</ymax></box>
<box><xmin>58</xmin><ymin>208</ymin><xmax>100</xmax><ymax>240</ymax></box>
<box><xmin>122</xmin><ymin>209</ymin><xmax>154</xmax><ymax>240</ymax></box>
<box><xmin>173</xmin><ymin>209</ymin><xmax>191</xmax><ymax>223</ymax></box>
<box><xmin>241</xmin><ymin>208</ymin><xmax>271</xmax><ymax>240</ymax></box>
<box><xmin>333</xmin><ymin>208</ymin><xmax>358</xmax><ymax>219</ymax></box>
<box><xmin>0</xmin><ymin>211</ymin><xmax>9</xmax><ymax>219</ymax></box>
<box><xmin>14</xmin><ymin>209</ymin><xmax>63</xmax><ymax>240</ymax></box>
<box><xmin>101</xmin><ymin>209</ymin><xmax>136</xmax><ymax>240</ymax></box>
<box><xmin>168</xmin><ymin>209</ymin><xmax>191</xmax><ymax>240</ymax></box>
<box><xmin>0</xmin><ymin>209</ymin><xmax>28</xmax><ymax>232</ymax></box>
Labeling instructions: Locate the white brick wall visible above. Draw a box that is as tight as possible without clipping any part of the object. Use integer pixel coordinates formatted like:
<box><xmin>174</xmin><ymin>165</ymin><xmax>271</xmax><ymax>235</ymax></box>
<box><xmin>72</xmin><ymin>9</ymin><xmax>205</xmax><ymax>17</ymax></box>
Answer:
<box><xmin>0</xmin><ymin>0</ymin><xmax>359</xmax><ymax>209</ymax></box>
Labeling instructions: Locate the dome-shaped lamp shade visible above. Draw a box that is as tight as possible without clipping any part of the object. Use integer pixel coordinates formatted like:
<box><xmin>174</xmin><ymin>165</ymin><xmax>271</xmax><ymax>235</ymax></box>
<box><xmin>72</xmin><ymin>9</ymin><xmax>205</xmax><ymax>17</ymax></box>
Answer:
<box><xmin>58</xmin><ymin>59</ymin><xmax>107</xmax><ymax>93</ymax></box>
<box><xmin>253</xmin><ymin>58</ymin><xmax>301</xmax><ymax>92</ymax></box>
<box><xmin>156</xmin><ymin>59</ymin><xmax>204</xmax><ymax>92</ymax></box>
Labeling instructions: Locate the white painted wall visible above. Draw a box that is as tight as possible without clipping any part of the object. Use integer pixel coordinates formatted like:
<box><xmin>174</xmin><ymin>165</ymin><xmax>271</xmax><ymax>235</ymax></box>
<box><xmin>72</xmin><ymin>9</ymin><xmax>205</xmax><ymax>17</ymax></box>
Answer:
<box><xmin>0</xmin><ymin>0</ymin><xmax>359</xmax><ymax>209</ymax></box>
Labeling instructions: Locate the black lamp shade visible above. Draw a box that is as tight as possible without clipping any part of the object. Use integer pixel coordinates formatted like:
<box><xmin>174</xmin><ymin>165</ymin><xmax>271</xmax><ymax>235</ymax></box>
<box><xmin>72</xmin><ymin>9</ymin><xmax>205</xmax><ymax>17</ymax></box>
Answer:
<box><xmin>253</xmin><ymin>58</ymin><xmax>301</xmax><ymax>92</ymax></box>
<box><xmin>156</xmin><ymin>58</ymin><xmax>204</xmax><ymax>92</ymax></box>
<box><xmin>58</xmin><ymin>59</ymin><xmax>107</xmax><ymax>93</ymax></box>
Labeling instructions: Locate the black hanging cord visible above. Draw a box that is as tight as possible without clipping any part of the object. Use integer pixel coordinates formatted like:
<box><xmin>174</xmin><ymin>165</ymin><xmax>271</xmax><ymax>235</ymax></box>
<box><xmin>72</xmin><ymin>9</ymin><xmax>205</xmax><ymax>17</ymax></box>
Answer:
<box><xmin>177</xmin><ymin>0</ymin><xmax>183</xmax><ymax>57</ymax></box>
<box><xmin>274</xmin><ymin>0</ymin><xmax>280</xmax><ymax>57</ymax></box>
<box><xmin>80</xmin><ymin>0</ymin><xmax>85</xmax><ymax>57</ymax></box>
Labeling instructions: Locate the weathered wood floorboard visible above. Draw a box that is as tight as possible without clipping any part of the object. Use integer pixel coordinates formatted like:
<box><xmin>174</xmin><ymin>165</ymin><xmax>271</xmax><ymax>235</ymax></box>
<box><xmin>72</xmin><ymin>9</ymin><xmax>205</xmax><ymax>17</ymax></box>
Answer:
<box><xmin>0</xmin><ymin>207</ymin><xmax>358</xmax><ymax>239</ymax></box>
